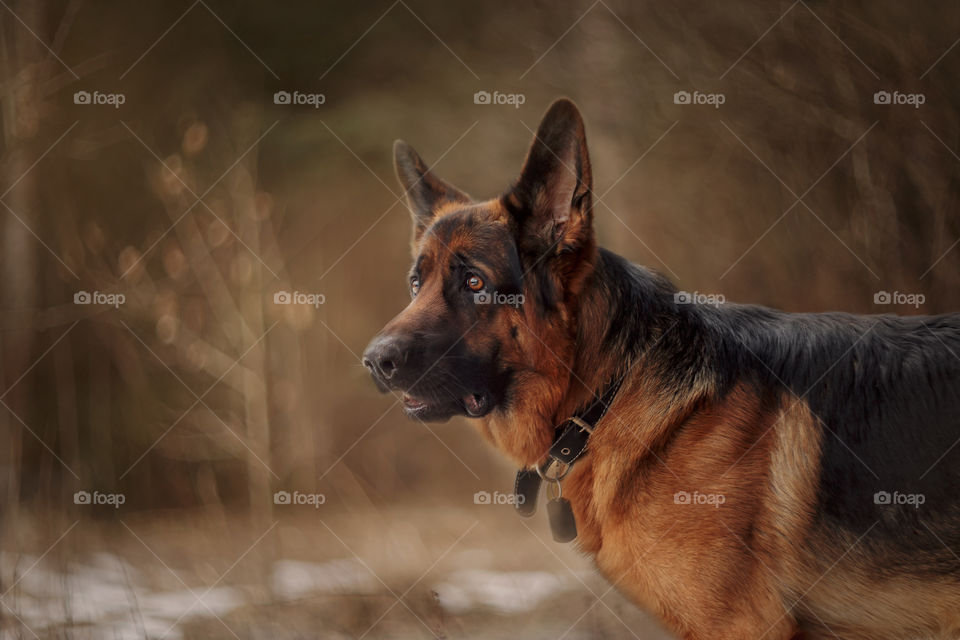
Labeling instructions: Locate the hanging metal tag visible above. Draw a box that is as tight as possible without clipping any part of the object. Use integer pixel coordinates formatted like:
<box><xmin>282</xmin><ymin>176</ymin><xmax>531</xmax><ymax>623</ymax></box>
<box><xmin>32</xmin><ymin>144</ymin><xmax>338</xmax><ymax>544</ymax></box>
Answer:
<box><xmin>545</xmin><ymin>479</ymin><xmax>577</xmax><ymax>543</ymax></box>
<box><xmin>513</xmin><ymin>468</ymin><xmax>541</xmax><ymax>517</ymax></box>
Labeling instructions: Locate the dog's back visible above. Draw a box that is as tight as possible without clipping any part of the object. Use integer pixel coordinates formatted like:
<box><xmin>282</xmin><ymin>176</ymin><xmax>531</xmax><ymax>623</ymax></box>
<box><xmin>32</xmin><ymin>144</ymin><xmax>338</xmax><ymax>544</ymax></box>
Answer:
<box><xmin>704</xmin><ymin>305</ymin><xmax>960</xmax><ymax>539</ymax></box>
<box><xmin>699</xmin><ymin>304</ymin><xmax>960</xmax><ymax>637</ymax></box>
<box><xmin>577</xmin><ymin>282</ymin><xmax>960</xmax><ymax>637</ymax></box>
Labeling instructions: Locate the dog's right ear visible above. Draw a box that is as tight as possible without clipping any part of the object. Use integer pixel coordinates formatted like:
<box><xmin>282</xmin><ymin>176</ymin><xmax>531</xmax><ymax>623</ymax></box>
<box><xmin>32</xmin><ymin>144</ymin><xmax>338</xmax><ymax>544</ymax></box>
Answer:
<box><xmin>505</xmin><ymin>99</ymin><xmax>593</xmax><ymax>258</ymax></box>
<box><xmin>394</xmin><ymin>140</ymin><xmax>471</xmax><ymax>243</ymax></box>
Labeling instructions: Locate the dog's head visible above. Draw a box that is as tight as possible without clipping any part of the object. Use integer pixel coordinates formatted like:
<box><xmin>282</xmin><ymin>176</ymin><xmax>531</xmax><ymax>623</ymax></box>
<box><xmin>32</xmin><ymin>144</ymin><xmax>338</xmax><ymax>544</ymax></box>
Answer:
<box><xmin>363</xmin><ymin>99</ymin><xmax>598</xmax><ymax>457</ymax></box>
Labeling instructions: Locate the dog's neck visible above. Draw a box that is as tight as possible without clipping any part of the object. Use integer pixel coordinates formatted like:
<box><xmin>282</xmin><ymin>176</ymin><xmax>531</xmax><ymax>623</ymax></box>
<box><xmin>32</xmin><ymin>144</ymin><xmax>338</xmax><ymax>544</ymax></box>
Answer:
<box><xmin>479</xmin><ymin>247</ymin><xmax>680</xmax><ymax>466</ymax></box>
<box><xmin>562</xmin><ymin>248</ymin><xmax>678</xmax><ymax>413</ymax></box>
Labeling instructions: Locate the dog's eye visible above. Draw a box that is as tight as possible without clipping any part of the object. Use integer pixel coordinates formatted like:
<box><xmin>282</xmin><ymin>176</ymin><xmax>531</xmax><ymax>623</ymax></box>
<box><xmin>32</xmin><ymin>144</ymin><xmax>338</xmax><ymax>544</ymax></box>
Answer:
<box><xmin>466</xmin><ymin>275</ymin><xmax>484</xmax><ymax>291</ymax></box>
<box><xmin>410</xmin><ymin>277</ymin><xmax>420</xmax><ymax>295</ymax></box>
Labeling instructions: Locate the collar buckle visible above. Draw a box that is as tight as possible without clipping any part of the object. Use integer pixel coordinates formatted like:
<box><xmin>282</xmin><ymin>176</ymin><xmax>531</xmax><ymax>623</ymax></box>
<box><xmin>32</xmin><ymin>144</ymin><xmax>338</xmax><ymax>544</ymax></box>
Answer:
<box><xmin>568</xmin><ymin>416</ymin><xmax>593</xmax><ymax>434</ymax></box>
<box><xmin>548</xmin><ymin>417</ymin><xmax>594</xmax><ymax>465</ymax></box>
<box><xmin>536</xmin><ymin>458</ymin><xmax>572</xmax><ymax>482</ymax></box>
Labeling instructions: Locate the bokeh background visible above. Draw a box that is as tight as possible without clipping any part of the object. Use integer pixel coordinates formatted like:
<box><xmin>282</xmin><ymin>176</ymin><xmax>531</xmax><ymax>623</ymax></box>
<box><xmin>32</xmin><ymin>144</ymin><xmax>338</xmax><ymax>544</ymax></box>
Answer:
<box><xmin>2</xmin><ymin>1</ymin><xmax>960</xmax><ymax>638</ymax></box>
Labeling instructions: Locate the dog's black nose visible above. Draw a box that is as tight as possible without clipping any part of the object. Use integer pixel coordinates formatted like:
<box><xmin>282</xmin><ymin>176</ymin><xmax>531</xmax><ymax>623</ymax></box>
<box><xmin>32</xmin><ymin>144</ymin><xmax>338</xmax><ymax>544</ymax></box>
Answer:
<box><xmin>363</xmin><ymin>336</ymin><xmax>405</xmax><ymax>381</ymax></box>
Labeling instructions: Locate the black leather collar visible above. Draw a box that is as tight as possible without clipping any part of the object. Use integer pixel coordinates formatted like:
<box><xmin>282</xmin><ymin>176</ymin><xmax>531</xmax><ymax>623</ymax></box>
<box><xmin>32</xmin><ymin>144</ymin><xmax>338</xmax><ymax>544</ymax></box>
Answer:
<box><xmin>514</xmin><ymin>376</ymin><xmax>624</xmax><ymax>518</ymax></box>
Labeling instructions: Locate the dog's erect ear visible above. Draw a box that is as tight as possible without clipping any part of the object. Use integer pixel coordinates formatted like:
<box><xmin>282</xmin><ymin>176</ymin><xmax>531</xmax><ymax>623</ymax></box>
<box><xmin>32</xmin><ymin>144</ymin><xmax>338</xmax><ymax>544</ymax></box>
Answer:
<box><xmin>507</xmin><ymin>99</ymin><xmax>593</xmax><ymax>253</ymax></box>
<box><xmin>394</xmin><ymin>140</ymin><xmax>471</xmax><ymax>242</ymax></box>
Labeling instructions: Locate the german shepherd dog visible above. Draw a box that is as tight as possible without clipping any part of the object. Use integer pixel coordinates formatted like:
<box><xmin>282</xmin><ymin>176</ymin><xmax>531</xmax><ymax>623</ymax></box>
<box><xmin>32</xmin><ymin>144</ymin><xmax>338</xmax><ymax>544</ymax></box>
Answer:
<box><xmin>363</xmin><ymin>99</ymin><xmax>960</xmax><ymax>639</ymax></box>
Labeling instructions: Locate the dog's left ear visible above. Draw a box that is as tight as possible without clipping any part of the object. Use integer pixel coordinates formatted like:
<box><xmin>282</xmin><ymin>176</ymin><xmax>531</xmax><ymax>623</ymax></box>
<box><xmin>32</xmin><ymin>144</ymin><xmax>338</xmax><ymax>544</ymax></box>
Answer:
<box><xmin>394</xmin><ymin>140</ymin><xmax>471</xmax><ymax>243</ymax></box>
<box><xmin>506</xmin><ymin>99</ymin><xmax>593</xmax><ymax>254</ymax></box>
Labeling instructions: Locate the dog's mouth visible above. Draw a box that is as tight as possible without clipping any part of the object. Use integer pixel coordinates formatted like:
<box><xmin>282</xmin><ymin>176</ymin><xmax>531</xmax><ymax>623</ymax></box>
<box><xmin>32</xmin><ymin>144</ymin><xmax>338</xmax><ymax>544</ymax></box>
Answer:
<box><xmin>463</xmin><ymin>392</ymin><xmax>488</xmax><ymax>417</ymax></box>
<box><xmin>401</xmin><ymin>393</ymin><xmax>428</xmax><ymax>411</ymax></box>
<box><xmin>400</xmin><ymin>391</ymin><xmax>490</xmax><ymax>420</ymax></box>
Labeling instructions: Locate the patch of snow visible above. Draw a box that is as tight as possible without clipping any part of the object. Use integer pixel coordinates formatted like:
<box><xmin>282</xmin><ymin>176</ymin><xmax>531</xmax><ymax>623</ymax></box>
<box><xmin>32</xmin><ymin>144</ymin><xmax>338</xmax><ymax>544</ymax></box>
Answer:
<box><xmin>270</xmin><ymin>558</ymin><xmax>377</xmax><ymax>600</ymax></box>
<box><xmin>138</xmin><ymin>586</ymin><xmax>245</xmax><ymax>620</ymax></box>
<box><xmin>433</xmin><ymin>569</ymin><xmax>571</xmax><ymax>614</ymax></box>
<box><xmin>2</xmin><ymin>552</ymin><xmax>244</xmax><ymax>639</ymax></box>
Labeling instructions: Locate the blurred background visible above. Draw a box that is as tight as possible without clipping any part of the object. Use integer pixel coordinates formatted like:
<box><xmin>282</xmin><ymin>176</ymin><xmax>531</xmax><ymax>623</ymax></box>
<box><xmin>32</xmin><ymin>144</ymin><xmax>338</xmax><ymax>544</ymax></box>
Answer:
<box><xmin>2</xmin><ymin>1</ymin><xmax>959</xmax><ymax>637</ymax></box>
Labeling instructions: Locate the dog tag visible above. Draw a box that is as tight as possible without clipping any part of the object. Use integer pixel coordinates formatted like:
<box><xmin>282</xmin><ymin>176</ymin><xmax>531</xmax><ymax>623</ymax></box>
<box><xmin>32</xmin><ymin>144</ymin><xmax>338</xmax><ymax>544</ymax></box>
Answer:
<box><xmin>547</xmin><ymin>497</ymin><xmax>577</xmax><ymax>542</ymax></box>
<box><xmin>514</xmin><ymin>469</ymin><xmax>541</xmax><ymax>517</ymax></box>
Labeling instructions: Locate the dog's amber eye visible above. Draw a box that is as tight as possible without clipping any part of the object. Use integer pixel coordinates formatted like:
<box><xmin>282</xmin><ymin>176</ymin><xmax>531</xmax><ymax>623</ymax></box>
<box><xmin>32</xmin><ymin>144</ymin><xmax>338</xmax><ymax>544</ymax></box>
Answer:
<box><xmin>466</xmin><ymin>275</ymin><xmax>484</xmax><ymax>291</ymax></box>
<box><xmin>410</xmin><ymin>277</ymin><xmax>420</xmax><ymax>295</ymax></box>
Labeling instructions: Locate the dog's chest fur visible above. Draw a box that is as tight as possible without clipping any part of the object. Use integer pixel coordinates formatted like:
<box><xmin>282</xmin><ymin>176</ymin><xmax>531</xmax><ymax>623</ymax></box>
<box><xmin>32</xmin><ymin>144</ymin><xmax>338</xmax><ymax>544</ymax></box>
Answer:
<box><xmin>559</xmin><ymin>379</ymin><xmax>820</xmax><ymax>638</ymax></box>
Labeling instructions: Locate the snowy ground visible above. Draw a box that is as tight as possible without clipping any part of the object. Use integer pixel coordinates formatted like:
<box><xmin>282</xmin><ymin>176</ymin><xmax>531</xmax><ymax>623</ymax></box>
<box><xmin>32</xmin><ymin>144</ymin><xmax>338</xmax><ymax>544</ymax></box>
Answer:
<box><xmin>0</xmin><ymin>508</ymin><xmax>672</xmax><ymax>639</ymax></box>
